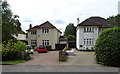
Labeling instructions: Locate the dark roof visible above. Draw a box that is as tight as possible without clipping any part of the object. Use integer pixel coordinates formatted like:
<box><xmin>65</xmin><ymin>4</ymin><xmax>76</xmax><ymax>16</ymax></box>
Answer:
<box><xmin>26</xmin><ymin>21</ymin><xmax>62</xmax><ymax>33</ymax></box>
<box><xmin>59</xmin><ymin>36</ymin><xmax>68</xmax><ymax>41</ymax></box>
<box><xmin>19</xmin><ymin>30</ymin><xmax>26</xmax><ymax>34</ymax></box>
<box><xmin>77</xmin><ymin>16</ymin><xmax>118</xmax><ymax>28</ymax></box>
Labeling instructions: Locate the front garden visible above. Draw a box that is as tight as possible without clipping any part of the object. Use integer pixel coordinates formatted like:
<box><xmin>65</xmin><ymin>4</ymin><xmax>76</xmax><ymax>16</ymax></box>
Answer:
<box><xmin>1</xmin><ymin>39</ymin><xmax>31</xmax><ymax>64</ymax></box>
<box><xmin>95</xmin><ymin>28</ymin><xmax>120</xmax><ymax>67</ymax></box>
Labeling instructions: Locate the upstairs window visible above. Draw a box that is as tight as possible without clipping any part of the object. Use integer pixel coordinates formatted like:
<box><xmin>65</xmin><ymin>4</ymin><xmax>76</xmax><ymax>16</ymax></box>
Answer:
<box><xmin>31</xmin><ymin>31</ymin><xmax>36</xmax><ymax>35</ymax></box>
<box><xmin>84</xmin><ymin>27</ymin><xmax>94</xmax><ymax>32</ymax></box>
<box><xmin>42</xmin><ymin>29</ymin><xmax>49</xmax><ymax>33</ymax></box>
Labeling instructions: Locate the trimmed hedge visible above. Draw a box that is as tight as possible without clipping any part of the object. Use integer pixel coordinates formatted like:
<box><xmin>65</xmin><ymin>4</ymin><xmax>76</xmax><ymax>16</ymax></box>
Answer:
<box><xmin>46</xmin><ymin>45</ymin><xmax>52</xmax><ymax>51</ymax></box>
<box><xmin>94</xmin><ymin>28</ymin><xmax>120</xmax><ymax>67</ymax></box>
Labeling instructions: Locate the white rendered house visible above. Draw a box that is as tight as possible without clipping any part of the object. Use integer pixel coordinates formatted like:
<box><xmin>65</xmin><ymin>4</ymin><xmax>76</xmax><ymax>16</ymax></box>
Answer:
<box><xmin>76</xmin><ymin>17</ymin><xmax>117</xmax><ymax>50</ymax></box>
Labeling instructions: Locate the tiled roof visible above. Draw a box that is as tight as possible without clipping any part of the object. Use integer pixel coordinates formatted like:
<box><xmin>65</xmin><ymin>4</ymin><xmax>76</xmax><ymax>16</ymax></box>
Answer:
<box><xmin>18</xmin><ymin>30</ymin><xmax>26</xmax><ymax>34</ymax></box>
<box><xmin>26</xmin><ymin>21</ymin><xmax>62</xmax><ymax>33</ymax></box>
<box><xmin>77</xmin><ymin>16</ymin><xmax>118</xmax><ymax>28</ymax></box>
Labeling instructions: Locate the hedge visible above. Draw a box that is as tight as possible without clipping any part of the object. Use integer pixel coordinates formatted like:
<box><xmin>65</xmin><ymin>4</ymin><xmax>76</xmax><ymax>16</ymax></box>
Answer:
<box><xmin>94</xmin><ymin>28</ymin><xmax>120</xmax><ymax>67</ymax></box>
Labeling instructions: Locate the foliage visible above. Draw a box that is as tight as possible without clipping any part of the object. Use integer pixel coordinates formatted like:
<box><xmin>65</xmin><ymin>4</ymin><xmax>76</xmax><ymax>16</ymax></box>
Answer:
<box><xmin>2</xmin><ymin>40</ymin><xmax>30</xmax><ymax>61</ymax></box>
<box><xmin>2</xmin><ymin>1</ymin><xmax>21</xmax><ymax>42</ymax></box>
<box><xmin>94</xmin><ymin>28</ymin><xmax>120</xmax><ymax>67</ymax></box>
<box><xmin>13</xmin><ymin>41</ymin><xmax>27</xmax><ymax>51</ymax></box>
<box><xmin>107</xmin><ymin>14</ymin><xmax>120</xmax><ymax>27</ymax></box>
<box><xmin>64</xmin><ymin>23</ymin><xmax>76</xmax><ymax>40</ymax></box>
<box><xmin>46</xmin><ymin>45</ymin><xmax>52</xmax><ymax>51</ymax></box>
<box><xmin>67</xmin><ymin>34</ymin><xmax>76</xmax><ymax>41</ymax></box>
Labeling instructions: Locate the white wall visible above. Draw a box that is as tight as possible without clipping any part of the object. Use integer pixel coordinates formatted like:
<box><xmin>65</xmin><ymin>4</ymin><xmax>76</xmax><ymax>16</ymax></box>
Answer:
<box><xmin>118</xmin><ymin>1</ymin><xmax>120</xmax><ymax>14</ymax></box>
<box><xmin>76</xmin><ymin>26</ymin><xmax>80</xmax><ymax>49</ymax></box>
<box><xmin>14</xmin><ymin>34</ymin><xmax>26</xmax><ymax>40</ymax></box>
<box><xmin>77</xmin><ymin>26</ymin><xmax>99</xmax><ymax>50</ymax></box>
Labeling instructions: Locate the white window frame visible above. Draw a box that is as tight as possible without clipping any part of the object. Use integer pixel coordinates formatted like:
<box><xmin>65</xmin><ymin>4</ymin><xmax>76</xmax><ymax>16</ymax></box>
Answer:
<box><xmin>42</xmin><ymin>40</ymin><xmax>49</xmax><ymax>45</ymax></box>
<box><xmin>84</xmin><ymin>38</ymin><xmax>93</xmax><ymax>46</ymax></box>
<box><xmin>31</xmin><ymin>40</ymin><xmax>37</xmax><ymax>45</ymax></box>
<box><xmin>42</xmin><ymin>29</ymin><xmax>49</xmax><ymax>33</ymax></box>
<box><xmin>84</xmin><ymin>27</ymin><xmax>94</xmax><ymax>32</ymax></box>
<box><xmin>31</xmin><ymin>31</ymin><xmax>36</xmax><ymax>35</ymax></box>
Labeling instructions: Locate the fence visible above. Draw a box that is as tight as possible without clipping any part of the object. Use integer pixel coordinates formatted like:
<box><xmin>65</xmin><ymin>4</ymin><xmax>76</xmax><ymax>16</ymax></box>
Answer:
<box><xmin>55</xmin><ymin>44</ymin><xmax>66</xmax><ymax>50</ymax></box>
<box><xmin>68</xmin><ymin>41</ymin><xmax>76</xmax><ymax>48</ymax></box>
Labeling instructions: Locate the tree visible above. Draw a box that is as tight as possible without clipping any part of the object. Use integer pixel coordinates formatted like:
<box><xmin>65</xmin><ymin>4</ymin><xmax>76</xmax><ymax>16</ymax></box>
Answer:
<box><xmin>2</xmin><ymin>1</ymin><xmax>21</xmax><ymax>42</ymax></box>
<box><xmin>64</xmin><ymin>23</ymin><xmax>76</xmax><ymax>41</ymax></box>
<box><xmin>67</xmin><ymin>34</ymin><xmax>76</xmax><ymax>41</ymax></box>
<box><xmin>107</xmin><ymin>14</ymin><xmax>120</xmax><ymax>27</ymax></box>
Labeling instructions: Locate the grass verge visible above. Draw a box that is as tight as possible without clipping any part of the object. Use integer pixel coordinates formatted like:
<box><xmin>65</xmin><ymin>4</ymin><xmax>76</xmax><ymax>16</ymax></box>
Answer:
<box><xmin>0</xmin><ymin>60</ymin><xmax>29</xmax><ymax>64</ymax></box>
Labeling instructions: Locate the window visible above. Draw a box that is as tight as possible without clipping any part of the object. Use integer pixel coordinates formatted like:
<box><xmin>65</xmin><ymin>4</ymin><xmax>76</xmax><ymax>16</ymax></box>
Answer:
<box><xmin>31</xmin><ymin>31</ymin><xmax>36</xmax><ymax>35</ymax></box>
<box><xmin>84</xmin><ymin>39</ymin><xmax>93</xmax><ymax>45</ymax></box>
<box><xmin>42</xmin><ymin>29</ymin><xmax>49</xmax><ymax>33</ymax></box>
<box><xmin>31</xmin><ymin>40</ymin><xmax>37</xmax><ymax>45</ymax></box>
<box><xmin>42</xmin><ymin>40</ymin><xmax>49</xmax><ymax>45</ymax></box>
<box><xmin>84</xmin><ymin>27</ymin><xmax>94</xmax><ymax>32</ymax></box>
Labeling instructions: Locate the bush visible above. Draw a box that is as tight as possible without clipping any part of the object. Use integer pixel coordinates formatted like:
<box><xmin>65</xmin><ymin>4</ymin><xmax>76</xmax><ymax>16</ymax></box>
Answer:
<box><xmin>2</xmin><ymin>48</ymin><xmax>17</xmax><ymax>61</ymax></box>
<box><xmin>46</xmin><ymin>45</ymin><xmax>52</xmax><ymax>51</ymax></box>
<box><xmin>13</xmin><ymin>41</ymin><xmax>27</xmax><ymax>51</ymax></box>
<box><xmin>2</xmin><ymin>40</ymin><xmax>30</xmax><ymax>61</ymax></box>
<box><xmin>94</xmin><ymin>28</ymin><xmax>120</xmax><ymax>67</ymax></box>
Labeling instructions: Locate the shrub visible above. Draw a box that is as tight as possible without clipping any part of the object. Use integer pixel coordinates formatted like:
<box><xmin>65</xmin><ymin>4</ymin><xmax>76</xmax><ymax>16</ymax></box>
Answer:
<box><xmin>46</xmin><ymin>45</ymin><xmax>52</xmax><ymax>51</ymax></box>
<box><xmin>13</xmin><ymin>41</ymin><xmax>27</xmax><ymax>51</ymax></box>
<box><xmin>94</xmin><ymin>28</ymin><xmax>120</xmax><ymax>67</ymax></box>
<box><xmin>2</xmin><ymin>47</ymin><xmax>17</xmax><ymax>61</ymax></box>
<box><xmin>2</xmin><ymin>40</ymin><xmax>30</xmax><ymax>61</ymax></box>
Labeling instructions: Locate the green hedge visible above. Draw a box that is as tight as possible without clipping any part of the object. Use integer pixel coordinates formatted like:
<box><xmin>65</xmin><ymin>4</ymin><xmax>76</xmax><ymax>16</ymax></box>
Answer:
<box><xmin>94</xmin><ymin>28</ymin><xmax>120</xmax><ymax>67</ymax></box>
<box><xmin>46</xmin><ymin>45</ymin><xmax>52</xmax><ymax>51</ymax></box>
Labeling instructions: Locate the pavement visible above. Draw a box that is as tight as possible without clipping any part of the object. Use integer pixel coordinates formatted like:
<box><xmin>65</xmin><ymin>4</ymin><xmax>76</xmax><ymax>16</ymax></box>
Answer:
<box><xmin>1</xmin><ymin>49</ymin><xmax>120</xmax><ymax>72</ymax></box>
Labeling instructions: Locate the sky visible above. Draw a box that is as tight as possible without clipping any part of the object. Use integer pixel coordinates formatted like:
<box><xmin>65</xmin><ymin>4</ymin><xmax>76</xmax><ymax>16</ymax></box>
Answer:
<box><xmin>7</xmin><ymin>0</ymin><xmax>120</xmax><ymax>34</ymax></box>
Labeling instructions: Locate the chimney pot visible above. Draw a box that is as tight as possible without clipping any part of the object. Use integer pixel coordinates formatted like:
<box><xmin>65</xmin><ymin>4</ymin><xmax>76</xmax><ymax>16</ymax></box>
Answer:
<box><xmin>29</xmin><ymin>24</ymin><xmax>32</xmax><ymax>29</ymax></box>
<box><xmin>77</xmin><ymin>18</ymin><xmax>80</xmax><ymax>25</ymax></box>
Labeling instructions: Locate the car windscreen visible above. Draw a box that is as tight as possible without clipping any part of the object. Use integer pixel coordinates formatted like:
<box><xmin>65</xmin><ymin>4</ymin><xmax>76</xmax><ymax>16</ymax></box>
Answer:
<box><xmin>27</xmin><ymin>46</ymin><xmax>32</xmax><ymax>49</ymax></box>
<box><xmin>39</xmin><ymin>46</ymin><xmax>45</xmax><ymax>49</ymax></box>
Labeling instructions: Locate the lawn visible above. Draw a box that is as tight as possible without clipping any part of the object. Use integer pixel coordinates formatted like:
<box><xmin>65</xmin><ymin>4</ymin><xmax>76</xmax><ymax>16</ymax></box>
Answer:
<box><xmin>0</xmin><ymin>60</ymin><xmax>29</xmax><ymax>64</ymax></box>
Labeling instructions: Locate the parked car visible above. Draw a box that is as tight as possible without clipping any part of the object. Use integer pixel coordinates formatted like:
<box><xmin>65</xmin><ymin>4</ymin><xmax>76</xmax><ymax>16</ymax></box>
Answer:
<box><xmin>37</xmin><ymin>45</ymin><xmax>47</xmax><ymax>53</ymax></box>
<box><xmin>26</xmin><ymin>45</ymin><xmax>34</xmax><ymax>54</ymax></box>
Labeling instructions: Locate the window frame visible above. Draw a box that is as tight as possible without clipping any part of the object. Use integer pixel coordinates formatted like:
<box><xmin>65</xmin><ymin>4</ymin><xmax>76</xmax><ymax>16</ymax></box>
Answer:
<box><xmin>42</xmin><ymin>29</ymin><xmax>49</xmax><ymax>33</ymax></box>
<box><xmin>84</xmin><ymin>38</ymin><xmax>94</xmax><ymax>46</ymax></box>
<box><xmin>42</xmin><ymin>40</ymin><xmax>49</xmax><ymax>45</ymax></box>
<box><xmin>84</xmin><ymin>26</ymin><xmax>94</xmax><ymax>32</ymax></box>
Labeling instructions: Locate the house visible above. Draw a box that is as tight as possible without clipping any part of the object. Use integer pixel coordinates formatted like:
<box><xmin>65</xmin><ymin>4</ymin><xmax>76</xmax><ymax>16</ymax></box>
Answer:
<box><xmin>76</xmin><ymin>16</ymin><xmax>117</xmax><ymax>50</ymax></box>
<box><xmin>13</xmin><ymin>30</ymin><xmax>27</xmax><ymax>43</ymax></box>
<box><xmin>26</xmin><ymin>21</ymin><xmax>62</xmax><ymax>49</ymax></box>
<box><xmin>59</xmin><ymin>36</ymin><xmax>68</xmax><ymax>44</ymax></box>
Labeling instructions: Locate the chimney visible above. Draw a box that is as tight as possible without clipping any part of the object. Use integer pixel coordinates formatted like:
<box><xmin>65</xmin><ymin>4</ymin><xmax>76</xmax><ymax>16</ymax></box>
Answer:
<box><xmin>77</xmin><ymin>18</ymin><xmax>80</xmax><ymax>25</ymax></box>
<box><xmin>29</xmin><ymin>23</ymin><xmax>32</xmax><ymax>29</ymax></box>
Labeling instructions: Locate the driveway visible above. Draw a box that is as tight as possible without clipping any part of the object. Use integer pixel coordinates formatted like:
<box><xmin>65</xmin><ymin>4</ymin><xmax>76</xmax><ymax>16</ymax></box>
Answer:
<box><xmin>3</xmin><ymin>49</ymin><xmax>119</xmax><ymax>72</ymax></box>
<box><xmin>17</xmin><ymin>51</ymin><xmax>60</xmax><ymax>65</ymax></box>
<box><xmin>16</xmin><ymin>49</ymin><xmax>100</xmax><ymax>66</ymax></box>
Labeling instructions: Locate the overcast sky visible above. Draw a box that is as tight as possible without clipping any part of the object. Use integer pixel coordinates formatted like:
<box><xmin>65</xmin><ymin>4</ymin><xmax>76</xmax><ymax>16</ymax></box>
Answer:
<box><xmin>8</xmin><ymin>0</ymin><xmax>120</xmax><ymax>33</ymax></box>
